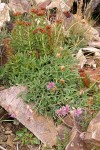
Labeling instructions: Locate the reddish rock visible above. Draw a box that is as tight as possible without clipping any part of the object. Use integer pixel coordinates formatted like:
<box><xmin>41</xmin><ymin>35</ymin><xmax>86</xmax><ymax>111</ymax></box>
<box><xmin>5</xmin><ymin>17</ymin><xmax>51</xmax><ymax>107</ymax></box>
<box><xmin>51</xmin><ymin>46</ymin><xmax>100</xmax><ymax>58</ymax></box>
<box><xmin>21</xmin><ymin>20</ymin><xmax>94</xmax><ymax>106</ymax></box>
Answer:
<box><xmin>57</xmin><ymin>124</ymin><xmax>71</xmax><ymax>141</ymax></box>
<box><xmin>65</xmin><ymin>127</ymin><xmax>89</xmax><ymax>150</ymax></box>
<box><xmin>85</xmin><ymin>67</ymin><xmax>100</xmax><ymax>84</ymax></box>
<box><xmin>8</xmin><ymin>0</ymin><xmax>31</xmax><ymax>13</ymax></box>
<box><xmin>63</xmin><ymin>115</ymin><xmax>74</xmax><ymax>128</ymax></box>
<box><xmin>0</xmin><ymin>86</ymin><xmax>57</xmax><ymax>147</ymax></box>
<box><xmin>84</xmin><ymin>111</ymin><xmax>100</xmax><ymax>147</ymax></box>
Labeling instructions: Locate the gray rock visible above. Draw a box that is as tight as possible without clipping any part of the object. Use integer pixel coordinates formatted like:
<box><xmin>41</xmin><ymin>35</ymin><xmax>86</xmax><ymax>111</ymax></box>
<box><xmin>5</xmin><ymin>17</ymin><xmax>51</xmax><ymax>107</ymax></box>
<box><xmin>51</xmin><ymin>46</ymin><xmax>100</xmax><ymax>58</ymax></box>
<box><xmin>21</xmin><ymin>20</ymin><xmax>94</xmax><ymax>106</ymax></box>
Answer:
<box><xmin>0</xmin><ymin>3</ymin><xmax>10</xmax><ymax>30</ymax></box>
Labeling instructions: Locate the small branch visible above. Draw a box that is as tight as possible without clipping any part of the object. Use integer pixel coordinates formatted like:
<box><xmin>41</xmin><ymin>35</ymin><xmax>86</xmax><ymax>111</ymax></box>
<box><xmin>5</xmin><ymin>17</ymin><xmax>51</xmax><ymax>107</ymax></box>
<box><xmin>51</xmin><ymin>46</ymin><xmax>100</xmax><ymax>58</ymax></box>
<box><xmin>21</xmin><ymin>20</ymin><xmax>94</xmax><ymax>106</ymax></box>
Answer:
<box><xmin>16</xmin><ymin>143</ymin><xmax>19</xmax><ymax>150</ymax></box>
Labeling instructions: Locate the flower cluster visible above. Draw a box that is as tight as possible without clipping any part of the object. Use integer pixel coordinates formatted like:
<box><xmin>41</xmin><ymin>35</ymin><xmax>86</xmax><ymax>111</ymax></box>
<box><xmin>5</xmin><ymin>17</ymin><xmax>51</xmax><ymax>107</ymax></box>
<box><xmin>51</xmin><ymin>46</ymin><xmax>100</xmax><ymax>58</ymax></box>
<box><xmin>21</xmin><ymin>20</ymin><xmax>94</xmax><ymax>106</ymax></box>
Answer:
<box><xmin>47</xmin><ymin>82</ymin><xmax>55</xmax><ymax>90</ymax></box>
<box><xmin>31</xmin><ymin>8</ymin><xmax>45</xmax><ymax>16</ymax></box>
<box><xmin>16</xmin><ymin>21</ymin><xmax>31</xmax><ymax>26</ymax></box>
<box><xmin>33</xmin><ymin>25</ymin><xmax>51</xmax><ymax>36</ymax></box>
<box><xmin>73</xmin><ymin>108</ymin><xmax>83</xmax><ymax>117</ymax></box>
<box><xmin>56</xmin><ymin>105</ymin><xmax>83</xmax><ymax>117</ymax></box>
<box><xmin>13</xmin><ymin>12</ymin><xmax>22</xmax><ymax>16</ymax></box>
<box><xmin>56</xmin><ymin>105</ymin><xmax>70</xmax><ymax>117</ymax></box>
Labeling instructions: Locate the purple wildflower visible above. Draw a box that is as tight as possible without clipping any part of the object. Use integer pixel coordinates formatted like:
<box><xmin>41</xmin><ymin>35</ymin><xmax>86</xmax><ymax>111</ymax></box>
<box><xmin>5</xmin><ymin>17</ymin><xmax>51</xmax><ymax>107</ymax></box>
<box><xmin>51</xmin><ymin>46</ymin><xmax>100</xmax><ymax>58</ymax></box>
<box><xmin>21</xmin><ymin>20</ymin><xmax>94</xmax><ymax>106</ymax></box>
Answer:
<box><xmin>47</xmin><ymin>82</ymin><xmax>55</xmax><ymax>90</ymax></box>
<box><xmin>73</xmin><ymin>108</ymin><xmax>83</xmax><ymax>117</ymax></box>
<box><xmin>56</xmin><ymin>105</ymin><xmax>70</xmax><ymax>117</ymax></box>
<box><xmin>65</xmin><ymin>105</ymin><xmax>70</xmax><ymax>113</ymax></box>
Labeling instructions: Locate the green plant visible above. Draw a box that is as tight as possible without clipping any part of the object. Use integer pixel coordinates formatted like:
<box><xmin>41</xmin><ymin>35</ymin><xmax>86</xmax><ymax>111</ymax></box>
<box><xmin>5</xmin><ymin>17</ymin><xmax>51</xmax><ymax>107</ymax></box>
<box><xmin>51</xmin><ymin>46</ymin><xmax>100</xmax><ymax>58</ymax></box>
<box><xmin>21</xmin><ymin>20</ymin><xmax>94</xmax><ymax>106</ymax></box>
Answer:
<box><xmin>10</xmin><ymin>10</ymin><xmax>64</xmax><ymax>57</ymax></box>
<box><xmin>64</xmin><ymin>20</ymin><xmax>88</xmax><ymax>53</ymax></box>
<box><xmin>16</xmin><ymin>128</ymin><xmax>40</xmax><ymax>145</ymax></box>
<box><xmin>0</xmin><ymin>50</ymin><xmax>89</xmax><ymax>117</ymax></box>
<box><xmin>0</xmin><ymin>8</ymin><xmax>94</xmax><ymax>119</ymax></box>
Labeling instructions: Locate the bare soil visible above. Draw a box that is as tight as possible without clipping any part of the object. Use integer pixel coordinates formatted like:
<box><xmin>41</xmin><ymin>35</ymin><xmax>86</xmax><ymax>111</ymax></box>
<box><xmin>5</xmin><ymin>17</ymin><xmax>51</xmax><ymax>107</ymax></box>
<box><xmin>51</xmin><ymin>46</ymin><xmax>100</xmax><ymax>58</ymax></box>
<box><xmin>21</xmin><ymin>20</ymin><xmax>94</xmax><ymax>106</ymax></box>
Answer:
<box><xmin>0</xmin><ymin>108</ymin><xmax>40</xmax><ymax>150</ymax></box>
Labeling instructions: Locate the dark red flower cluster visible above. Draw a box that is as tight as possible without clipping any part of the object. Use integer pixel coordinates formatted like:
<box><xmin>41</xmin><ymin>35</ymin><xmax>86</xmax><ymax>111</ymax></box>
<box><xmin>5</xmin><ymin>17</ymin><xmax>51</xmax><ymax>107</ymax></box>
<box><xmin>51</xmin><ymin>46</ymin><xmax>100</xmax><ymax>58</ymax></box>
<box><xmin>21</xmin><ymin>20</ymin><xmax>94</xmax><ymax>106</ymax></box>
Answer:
<box><xmin>31</xmin><ymin>8</ymin><xmax>38</xmax><ymax>14</ymax></box>
<box><xmin>56</xmin><ymin>19</ymin><xmax>62</xmax><ymax>24</ymax></box>
<box><xmin>33</xmin><ymin>29</ymin><xmax>38</xmax><ymax>34</ymax></box>
<box><xmin>33</xmin><ymin>28</ymin><xmax>46</xmax><ymax>34</ymax></box>
<box><xmin>13</xmin><ymin>12</ymin><xmax>22</xmax><ymax>16</ymax></box>
<box><xmin>36</xmin><ymin>9</ymin><xmax>45</xmax><ymax>16</ymax></box>
<box><xmin>45</xmin><ymin>25</ymin><xmax>51</xmax><ymax>36</ymax></box>
<box><xmin>24</xmin><ymin>22</ymin><xmax>31</xmax><ymax>26</ymax></box>
<box><xmin>16</xmin><ymin>21</ymin><xmax>24</xmax><ymax>25</ymax></box>
<box><xmin>33</xmin><ymin>25</ymin><xmax>52</xmax><ymax>36</ymax></box>
<box><xmin>15</xmin><ymin>21</ymin><xmax>31</xmax><ymax>26</ymax></box>
<box><xmin>46</xmin><ymin>25</ymin><xmax>51</xmax><ymax>30</ymax></box>
<box><xmin>31</xmin><ymin>8</ymin><xmax>45</xmax><ymax>16</ymax></box>
<box><xmin>38</xmin><ymin>28</ymin><xmax>46</xmax><ymax>33</ymax></box>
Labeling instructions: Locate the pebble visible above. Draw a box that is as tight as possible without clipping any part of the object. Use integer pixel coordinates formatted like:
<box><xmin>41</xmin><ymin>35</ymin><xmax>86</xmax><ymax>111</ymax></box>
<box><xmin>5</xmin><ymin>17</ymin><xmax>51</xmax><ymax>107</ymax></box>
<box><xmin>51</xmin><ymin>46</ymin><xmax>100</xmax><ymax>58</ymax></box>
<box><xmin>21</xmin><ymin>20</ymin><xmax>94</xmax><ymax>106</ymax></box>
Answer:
<box><xmin>5</xmin><ymin>130</ymin><xmax>12</xmax><ymax>135</ymax></box>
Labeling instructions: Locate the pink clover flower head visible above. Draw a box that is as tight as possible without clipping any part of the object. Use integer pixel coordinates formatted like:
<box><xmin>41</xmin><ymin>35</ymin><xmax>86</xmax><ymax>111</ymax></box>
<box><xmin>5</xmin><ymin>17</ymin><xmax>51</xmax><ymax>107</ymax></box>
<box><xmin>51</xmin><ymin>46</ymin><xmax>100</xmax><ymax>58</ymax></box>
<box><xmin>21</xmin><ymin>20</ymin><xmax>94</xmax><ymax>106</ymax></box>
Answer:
<box><xmin>56</xmin><ymin>105</ymin><xmax>70</xmax><ymax>117</ymax></box>
<box><xmin>56</xmin><ymin>108</ymin><xmax>64</xmax><ymax>117</ymax></box>
<box><xmin>73</xmin><ymin>108</ymin><xmax>83</xmax><ymax>117</ymax></box>
<box><xmin>65</xmin><ymin>104</ymin><xmax>70</xmax><ymax>112</ymax></box>
<box><xmin>47</xmin><ymin>82</ymin><xmax>55</xmax><ymax>90</ymax></box>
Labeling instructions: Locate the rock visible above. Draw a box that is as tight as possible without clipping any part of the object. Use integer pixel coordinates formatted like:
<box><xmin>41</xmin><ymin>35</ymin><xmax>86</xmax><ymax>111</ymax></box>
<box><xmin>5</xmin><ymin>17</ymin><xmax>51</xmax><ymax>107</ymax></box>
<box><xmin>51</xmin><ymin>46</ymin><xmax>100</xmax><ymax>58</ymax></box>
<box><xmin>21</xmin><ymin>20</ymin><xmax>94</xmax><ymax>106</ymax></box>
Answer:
<box><xmin>65</xmin><ymin>127</ymin><xmax>88</xmax><ymax>150</ymax></box>
<box><xmin>85</xmin><ymin>0</ymin><xmax>100</xmax><ymax>18</ymax></box>
<box><xmin>0</xmin><ymin>3</ymin><xmax>10</xmax><ymax>30</ymax></box>
<box><xmin>65</xmin><ymin>0</ymin><xmax>74</xmax><ymax>8</ymax></box>
<box><xmin>65</xmin><ymin>115</ymin><xmax>89</xmax><ymax>150</ymax></box>
<box><xmin>76</xmin><ymin>49</ymin><xmax>87</xmax><ymax>68</ymax></box>
<box><xmin>0</xmin><ymin>86</ymin><xmax>57</xmax><ymax>147</ymax></box>
<box><xmin>46</xmin><ymin>0</ymin><xmax>70</xmax><ymax>12</ymax></box>
<box><xmin>88</xmin><ymin>41</ymin><xmax>100</xmax><ymax>49</ymax></box>
<box><xmin>63</xmin><ymin>114</ymin><xmax>74</xmax><ymax>128</ymax></box>
<box><xmin>46</xmin><ymin>0</ymin><xmax>74</xmax><ymax>29</ymax></box>
<box><xmin>84</xmin><ymin>111</ymin><xmax>100</xmax><ymax>147</ymax></box>
<box><xmin>57</xmin><ymin>124</ymin><xmax>71</xmax><ymax>141</ymax></box>
<box><xmin>8</xmin><ymin>0</ymin><xmax>31</xmax><ymax>13</ymax></box>
<box><xmin>35</xmin><ymin>0</ymin><xmax>48</xmax><ymax>5</ymax></box>
<box><xmin>37</xmin><ymin>0</ymin><xmax>51</xmax><ymax>10</ymax></box>
<box><xmin>76</xmin><ymin>47</ymin><xmax>100</xmax><ymax>68</ymax></box>
<box><xmin>5</xmin><ymin>130</ymin><xmax>12</xmax><ymax>135</ymax></box>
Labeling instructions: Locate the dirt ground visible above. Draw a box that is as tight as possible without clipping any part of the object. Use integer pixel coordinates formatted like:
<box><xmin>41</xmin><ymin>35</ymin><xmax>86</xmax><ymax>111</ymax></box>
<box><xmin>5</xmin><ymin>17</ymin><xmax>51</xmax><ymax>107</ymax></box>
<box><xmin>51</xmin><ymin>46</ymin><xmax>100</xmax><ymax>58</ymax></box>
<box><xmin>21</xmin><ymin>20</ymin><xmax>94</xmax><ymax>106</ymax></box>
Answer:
<box><xmin>0</xmin><ymin>108</ymin><xmax>40</xmax><ymax>150</ymax></box>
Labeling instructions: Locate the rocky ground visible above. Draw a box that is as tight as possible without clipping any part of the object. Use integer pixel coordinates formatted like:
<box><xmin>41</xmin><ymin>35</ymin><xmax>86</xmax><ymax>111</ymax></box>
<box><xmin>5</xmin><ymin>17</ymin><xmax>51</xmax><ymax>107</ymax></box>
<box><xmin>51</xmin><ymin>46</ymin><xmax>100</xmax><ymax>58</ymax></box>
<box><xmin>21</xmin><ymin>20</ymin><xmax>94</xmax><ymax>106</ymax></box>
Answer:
<box><xmin>0</xmin><ymin>108</ymin><xmax>40</xmax><ymax>150</ymax></box>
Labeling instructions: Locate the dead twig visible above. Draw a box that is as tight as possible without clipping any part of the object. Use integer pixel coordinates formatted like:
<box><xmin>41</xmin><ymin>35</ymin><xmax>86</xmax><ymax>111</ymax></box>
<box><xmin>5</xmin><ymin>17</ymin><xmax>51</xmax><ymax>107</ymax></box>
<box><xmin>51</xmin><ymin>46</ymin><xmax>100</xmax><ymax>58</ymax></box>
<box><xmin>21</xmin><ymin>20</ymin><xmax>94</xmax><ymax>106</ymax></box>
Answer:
<box><xmin>16</xmin><ymin>143</ymin><xmax>19</xmax><ymax>150</ymax></box>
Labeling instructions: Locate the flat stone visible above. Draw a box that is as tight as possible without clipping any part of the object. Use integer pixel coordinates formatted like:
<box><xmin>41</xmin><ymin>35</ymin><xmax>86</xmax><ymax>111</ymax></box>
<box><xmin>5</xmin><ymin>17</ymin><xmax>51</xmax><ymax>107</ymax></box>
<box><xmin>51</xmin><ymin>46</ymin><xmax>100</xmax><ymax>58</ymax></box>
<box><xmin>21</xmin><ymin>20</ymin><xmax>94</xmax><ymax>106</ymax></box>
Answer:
<box><xmin>63</xmin><ymin>114</ymin><xmax>74</xmax><ymax>128</ymax></box>
<box><xmin>0</xmin><ymin>3</ymin><xmax>10</xmax><ymax>30</ymax></box>
<box><xmin>57</xmin><ymin>124</ymin><xmax>71</xmax><ymax>141</ymax></box>
<box><xmin>65</xmin><ymin>127</ymin><xmax>89</xmax><ymax>150</ymax></box>
<box><xmin>38</xmin><ymin>0</ymin><xmax>51</xmax><ymax>10</ymax></box>
<box><xmin>5</xmin><ymin>131</ymin><xmax>12</xmax><ymax>135</ymax></box>
<box><xmin>8</xmin><ymin>0</ymin><xmax>31</xmax><ymax>13</ymax></box>
<box><xmin>0</xmin><ymin>86</ymin><xmax>57</xmax><ymax>147</ymax></box>
<box><xmin>84</xmin><ymin>111</ymin><xmax>100</xmax><ymax>147</ymax></box>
